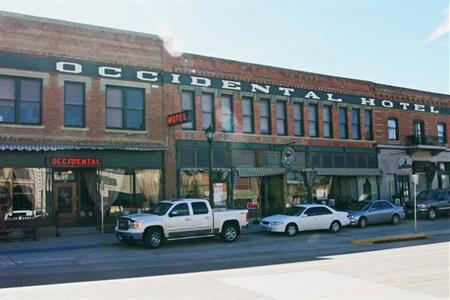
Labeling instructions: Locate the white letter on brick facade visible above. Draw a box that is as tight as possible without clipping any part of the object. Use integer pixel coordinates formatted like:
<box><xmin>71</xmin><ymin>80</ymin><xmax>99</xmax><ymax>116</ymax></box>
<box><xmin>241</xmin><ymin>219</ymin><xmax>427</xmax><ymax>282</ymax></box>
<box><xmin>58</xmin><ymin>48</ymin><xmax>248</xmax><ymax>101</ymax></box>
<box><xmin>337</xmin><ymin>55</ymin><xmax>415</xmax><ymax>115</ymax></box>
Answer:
<box><xmin>381</xmin><ymin>100</ymin><xmax>394</xmax><ymax>108</ymax></box>
<box><xmin>191</xmin><ymin>76</ymin><xmax>211</xmax><ymax>87</ymax></box>
<box><xmin>99</xmin><ymin>67</ymin><xmax>121</xmax><ymax>78</ymax></box>
<box><xmin>361</xmin><ymin>97</ymin><xmax>376</xmax><ymax>106</ymax></box>
<box><xmin>56</xmin><ymin>62</ymin><xmax>82</xmax><ymax>74</ymax></box>
<box><xmin>305</xmin><ymin>91</ymin><xmax>321</xmax><ymax>100</ymax></box>
<box><xmin>327</xmin><ymin>93</ymin><xmax>342</xmax><ymax>102</ymax></box>
<box><xmin>137</xmin><ymin>71</ymin><xmax>158</xmax><ymax>82</ymax></box>
<box><xmin>414</xmin><ymin>104</ymin><xmax>425</xmax><ymax>112</ymax></box>
<box><xmin>222</xmin><ymin>80</ymin><xmax>241</xmax><ymax>90</ymax></box>
<box><xmin>171</xmin><ymin>74</ymin><xmax>181</xmax><ymax>84</ymax></box>
<box><xmin>251</xmin><ymin>83</ymin><xmax>270</xmax><ymax>94</ymax></box>
<box><xmin>279</xmin><ymin>87</ymin><xmax>295</xmax><ymax>96</ymax></box>
<box><xmin>430</xmin><ymin>106</ymin><xmax>440</xmax><ymax>113</ymax></box>
<box><xmin>399</xmin><ymin>102</ymin><xmax>410</xmax><ymax>110</ymax></box>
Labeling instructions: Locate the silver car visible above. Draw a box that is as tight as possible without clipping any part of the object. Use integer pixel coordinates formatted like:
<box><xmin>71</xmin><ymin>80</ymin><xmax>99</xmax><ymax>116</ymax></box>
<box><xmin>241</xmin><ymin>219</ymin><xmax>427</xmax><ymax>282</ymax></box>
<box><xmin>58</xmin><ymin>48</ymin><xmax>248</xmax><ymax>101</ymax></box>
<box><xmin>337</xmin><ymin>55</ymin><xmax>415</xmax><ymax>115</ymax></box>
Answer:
<box><xmin>347</xmin><ymin>200</ymin><xmax>405</xmax><ymax>228</ymax></box>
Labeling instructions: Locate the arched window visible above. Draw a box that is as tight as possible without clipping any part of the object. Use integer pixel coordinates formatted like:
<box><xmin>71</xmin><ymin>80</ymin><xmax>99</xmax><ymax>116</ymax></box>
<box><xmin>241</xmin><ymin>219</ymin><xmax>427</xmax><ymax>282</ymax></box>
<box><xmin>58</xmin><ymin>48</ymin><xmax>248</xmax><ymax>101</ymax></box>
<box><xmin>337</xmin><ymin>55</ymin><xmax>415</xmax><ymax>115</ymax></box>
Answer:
<box><xmin>387</xmin><ymin>117</ymin><xmax>398</xmax><ymax>140</ymax></box>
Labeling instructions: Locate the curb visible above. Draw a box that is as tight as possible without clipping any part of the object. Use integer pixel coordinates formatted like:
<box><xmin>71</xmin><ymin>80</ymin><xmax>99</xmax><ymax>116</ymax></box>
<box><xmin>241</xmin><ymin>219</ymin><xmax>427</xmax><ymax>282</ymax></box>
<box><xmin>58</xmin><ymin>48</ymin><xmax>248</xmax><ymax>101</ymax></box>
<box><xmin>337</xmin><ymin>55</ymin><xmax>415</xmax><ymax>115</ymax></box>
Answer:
<box><xmin>351</xmin><ymin>233</ymin><xmax>429</xmax><ymax>245</ymax></box>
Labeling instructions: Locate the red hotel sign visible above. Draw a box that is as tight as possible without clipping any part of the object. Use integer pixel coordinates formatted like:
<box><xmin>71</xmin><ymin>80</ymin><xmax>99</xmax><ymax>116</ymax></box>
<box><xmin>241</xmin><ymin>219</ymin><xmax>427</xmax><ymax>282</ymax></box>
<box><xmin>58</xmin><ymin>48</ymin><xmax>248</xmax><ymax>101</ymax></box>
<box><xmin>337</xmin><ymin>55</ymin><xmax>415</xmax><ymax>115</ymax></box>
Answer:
<box><xmin>167</xmin><ymin>110</ymin><xmax>190</xmax><ymax>127</ymax></box>
<box><xmin>48</xmin><ymin>157</ymin><xmax>101</xmax><ymax>168</ymax></box>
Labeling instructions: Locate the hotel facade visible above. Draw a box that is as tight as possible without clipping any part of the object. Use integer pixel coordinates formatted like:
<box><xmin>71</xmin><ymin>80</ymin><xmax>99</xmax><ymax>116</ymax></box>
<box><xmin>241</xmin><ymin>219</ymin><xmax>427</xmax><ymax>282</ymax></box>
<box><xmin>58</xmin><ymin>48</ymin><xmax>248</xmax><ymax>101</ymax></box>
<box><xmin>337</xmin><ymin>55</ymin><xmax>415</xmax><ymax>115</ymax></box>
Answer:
<box><xmin>0</xmin><ymin>12</ymin><xmax>448</xmax><ymax>227</ymax></box>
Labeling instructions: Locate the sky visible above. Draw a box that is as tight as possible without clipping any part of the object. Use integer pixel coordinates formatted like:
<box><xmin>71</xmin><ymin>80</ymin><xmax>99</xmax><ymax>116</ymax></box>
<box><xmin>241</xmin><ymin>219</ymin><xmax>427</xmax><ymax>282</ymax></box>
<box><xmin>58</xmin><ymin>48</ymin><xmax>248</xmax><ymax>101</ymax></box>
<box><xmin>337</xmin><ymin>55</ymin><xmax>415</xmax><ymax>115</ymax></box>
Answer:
<box><xmin>1</xmin><ymin>0</ymin><xmax>449</xmax><ymax>94</ymax></box>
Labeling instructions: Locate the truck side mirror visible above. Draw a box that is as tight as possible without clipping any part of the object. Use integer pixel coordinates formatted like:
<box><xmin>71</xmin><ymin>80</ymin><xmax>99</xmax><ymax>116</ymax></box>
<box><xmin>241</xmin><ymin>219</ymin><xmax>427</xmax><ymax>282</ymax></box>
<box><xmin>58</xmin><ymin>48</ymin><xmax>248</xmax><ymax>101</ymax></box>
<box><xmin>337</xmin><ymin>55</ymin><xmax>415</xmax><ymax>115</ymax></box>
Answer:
<box><xmin>169</xmin><ymin>211</ymin><xmax>179</xmax><ymax>217</ymax></box>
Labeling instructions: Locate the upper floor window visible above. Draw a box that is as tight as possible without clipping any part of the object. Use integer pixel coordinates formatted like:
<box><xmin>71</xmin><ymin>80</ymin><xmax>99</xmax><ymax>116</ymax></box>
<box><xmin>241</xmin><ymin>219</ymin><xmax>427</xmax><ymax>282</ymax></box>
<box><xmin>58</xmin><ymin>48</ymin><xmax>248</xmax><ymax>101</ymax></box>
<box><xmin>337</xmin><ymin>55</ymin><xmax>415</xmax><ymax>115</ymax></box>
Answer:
<box><xmin>364</xmin><ymin>110</ymin><xmax>373</xmax><ymax>140</ymax></box>
<box><xmin>323</xmin><ymin>105</ymin><xmax>332</xmax><ymax>138</ymax></box>
<box><xmin>260</xmin><ymin>99</ymin><xmax>271</xmax><ymax>134</ymax></box>
<box><xmin>308</xmin><ymin>104</ymin><xmax>318</xmax><ymax>137</ymax></box>
<box><xmin>413</xmin><ymin>120</ymin><xmax>425</xmax><ymax>138</ymax></box>
<box><xmin>242</xmin><ymin>97</ymin><xmax>254</xmax><ymax>133</ymax></box>
<box><xmin>64</xmin><ymin>81</ymin><xmax>85</xmax><ymax>127</ymax></box>
<box><xmin>181</xmin><ymin>90</ymin><xmax>195</xmax><ymax>130</ymax></box>
<box><xmin>106</xmin><ymin>86</ymin><xmax>144</xmax><ymax>130</ymax></box>
<box><xmin>352</xmin><ymin>108</ymin><xmax>361</xmax><ymax>140</ymax></box>
<box><xmin>339</xmin><ymin>107</ymin><xmax>348</xmax><ymax>139</ymax></box>
<box><xmin>293</xmin><ymin>103</ymin><xmax>304</xmax><ymax>136</ymax></box>
<box><xmin>201</xmin><ymin>93</ymin><xmax>214</xmax><ymax>130</ymax></box>
<box><xmin>276</xmin><ymin>101</ymin><xmax>287</xmax><ymax>135</ymax></box>
<box><xmin>221</xmin><ymin>94</ymin><xmax>233</xmax><ymax>132</ymax></box>
<box><xmin>437</xmin><ymin>122</ymin><xmax>447</xmax><ymax>144</ymax></box>
<box><xmin>0</xmin><ymin>76</ymin><xmax>42</xmax><ymax>125</ymax></box>
<box><xmin>388</xmin><ymin>117</ymin><xmax>398</xmax><ymax>140</ymax></box>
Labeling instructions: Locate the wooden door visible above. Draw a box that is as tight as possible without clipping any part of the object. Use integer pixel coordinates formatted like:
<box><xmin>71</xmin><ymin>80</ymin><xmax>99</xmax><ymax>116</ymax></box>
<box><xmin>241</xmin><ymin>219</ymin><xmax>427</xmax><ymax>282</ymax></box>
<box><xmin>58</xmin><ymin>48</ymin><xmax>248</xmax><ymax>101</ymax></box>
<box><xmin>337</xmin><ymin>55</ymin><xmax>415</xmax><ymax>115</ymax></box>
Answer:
<box><xmin>53</xmin><ymin>182</ymin><xmax>77</xmax><ymax>221</ymax></box>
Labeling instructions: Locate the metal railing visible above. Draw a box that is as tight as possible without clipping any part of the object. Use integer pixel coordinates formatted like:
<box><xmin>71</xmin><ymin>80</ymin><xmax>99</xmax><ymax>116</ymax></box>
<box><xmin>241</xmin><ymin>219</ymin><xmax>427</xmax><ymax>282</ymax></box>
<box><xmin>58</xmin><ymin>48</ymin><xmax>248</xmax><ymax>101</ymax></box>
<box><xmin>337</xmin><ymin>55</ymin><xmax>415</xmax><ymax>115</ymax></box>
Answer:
<box><xmin>406</xmin><ymin>134</ymin><xmax>446</xmax><ymax>146</ymax></box>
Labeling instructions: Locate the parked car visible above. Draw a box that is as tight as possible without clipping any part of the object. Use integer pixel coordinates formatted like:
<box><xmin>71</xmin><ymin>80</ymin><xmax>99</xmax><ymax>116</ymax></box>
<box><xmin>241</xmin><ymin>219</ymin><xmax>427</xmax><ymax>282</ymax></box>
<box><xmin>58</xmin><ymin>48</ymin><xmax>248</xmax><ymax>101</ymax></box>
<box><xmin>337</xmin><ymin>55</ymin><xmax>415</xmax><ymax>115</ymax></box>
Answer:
<box><xmin>261</xmin><ymin>204</ymin><xmax>350</xmax><ymax>236</ymax></box>
<box><xmin>115</xmin><ymin>199</ymin><xmax>248</xmax><ymax>248</ymax></box>
<box><xmin>405</xmin><ymin>189</ymin><xmax>450</xmax><ymax>220</ymax></box>
<box><xmin>3</xmin><ymin>210</ymin><xmax>49</xmax><ymax>220</ymax></box>
<box><xmin>346</xmin><ymin>200</ymin><xmax>405</xmax><ymax>228</ymax></box>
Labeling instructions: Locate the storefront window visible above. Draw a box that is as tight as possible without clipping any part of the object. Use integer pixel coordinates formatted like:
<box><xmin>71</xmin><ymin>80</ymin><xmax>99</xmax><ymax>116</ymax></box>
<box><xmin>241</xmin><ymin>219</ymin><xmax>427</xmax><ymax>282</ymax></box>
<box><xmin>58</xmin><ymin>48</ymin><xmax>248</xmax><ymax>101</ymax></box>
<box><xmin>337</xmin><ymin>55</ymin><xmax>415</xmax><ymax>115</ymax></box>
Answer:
<box><xmin>101</xmin><ymin>169</ymin><xmax>161</xmax><ymax>216</ymax></box>
<box><xmin>0</xmin><ymin>168</ymin><xmax>50</xmax><ymax>219</ymax></box>
<box><xmin>179</xmin><ymin>170</ymin><xmax>227</xmax><ymax>207</ymax></box>
<box><xmin>135</xmin><ymin>169</ymin><xmax>162</xmax><ymax>208</ymax></box>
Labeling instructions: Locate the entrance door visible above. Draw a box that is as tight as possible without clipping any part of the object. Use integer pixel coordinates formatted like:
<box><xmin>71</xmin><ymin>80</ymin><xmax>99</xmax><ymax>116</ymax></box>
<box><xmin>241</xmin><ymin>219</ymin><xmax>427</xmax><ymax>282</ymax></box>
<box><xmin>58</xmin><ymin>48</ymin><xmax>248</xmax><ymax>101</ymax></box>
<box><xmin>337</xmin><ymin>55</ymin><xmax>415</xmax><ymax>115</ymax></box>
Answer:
<box><xmin>54</xmin><ymin>183</ymin><xmax>77</xmax><ymax>222</ymax></box>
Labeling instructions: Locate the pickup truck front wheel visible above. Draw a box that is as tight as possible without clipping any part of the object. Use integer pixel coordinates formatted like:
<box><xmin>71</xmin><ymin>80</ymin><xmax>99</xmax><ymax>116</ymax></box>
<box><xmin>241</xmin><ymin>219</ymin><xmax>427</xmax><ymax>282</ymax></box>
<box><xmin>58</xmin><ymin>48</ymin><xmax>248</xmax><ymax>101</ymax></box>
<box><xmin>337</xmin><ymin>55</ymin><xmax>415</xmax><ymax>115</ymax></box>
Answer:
<box><xmin>144</xmin><ymin>228</ymin><xmax>162</xmax><ymax>249</ymax></box>
<box><xmin>222</xmin><ymin>223</ymin><xmax>238</xmax><ymax>243</ymax></box>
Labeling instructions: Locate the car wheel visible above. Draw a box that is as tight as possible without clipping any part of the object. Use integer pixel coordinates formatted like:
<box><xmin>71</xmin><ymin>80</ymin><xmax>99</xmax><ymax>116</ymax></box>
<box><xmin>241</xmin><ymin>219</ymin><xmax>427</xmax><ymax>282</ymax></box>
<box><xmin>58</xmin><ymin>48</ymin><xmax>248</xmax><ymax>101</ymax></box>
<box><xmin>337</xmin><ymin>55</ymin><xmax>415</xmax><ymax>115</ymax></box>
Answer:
<box><xmin>358</xmin><ymin>217</ymin><xmax>367</xmax><ymax>228</ymax></box>
<box><xmin>391</xmin><ymin>214</ymin><xmax>400</xmax><ymax>225</ymax></box>
<box><xmin>144</xmin><ymin>228</ymin><xmax>162</xmax><ymax>249</ymax></box>
<box><xmin>116</xmin><ymin>234</ymin><xmax>127</xmax><ymax>243</ymax></box>
<box><xmin>222</xmin><ymin>223</ymin><xmax>238</xmax><ymax>242</ymax></box>
<box><xmin>427</xmin><ymin>208</ymin><xmax>437</xmax><ymax>220</ymax></box>
<box><xmin>330</xmin><ymin>221</ymin><xmax>341</xmax><ymax>233</ymax></box>
<box><xmin>285</xmin><ymin>223</ymin><xmax>298</xmax><ymax>237</ymax></box>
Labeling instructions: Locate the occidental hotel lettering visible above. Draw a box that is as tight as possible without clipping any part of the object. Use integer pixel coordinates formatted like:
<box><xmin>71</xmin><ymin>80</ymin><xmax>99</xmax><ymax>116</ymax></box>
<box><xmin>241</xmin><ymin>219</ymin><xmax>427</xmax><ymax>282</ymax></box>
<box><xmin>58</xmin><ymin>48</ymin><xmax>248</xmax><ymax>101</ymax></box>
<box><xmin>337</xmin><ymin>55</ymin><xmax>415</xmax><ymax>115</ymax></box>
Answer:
<box><xmin>0</xmin><ymin>51</ymin><xmax>446</xmax><ymax>115</ymax></box>
<box><xmin>55</xmin><ymin>61</ymin><xmax>446</xmax><ymax>115</ymax></box>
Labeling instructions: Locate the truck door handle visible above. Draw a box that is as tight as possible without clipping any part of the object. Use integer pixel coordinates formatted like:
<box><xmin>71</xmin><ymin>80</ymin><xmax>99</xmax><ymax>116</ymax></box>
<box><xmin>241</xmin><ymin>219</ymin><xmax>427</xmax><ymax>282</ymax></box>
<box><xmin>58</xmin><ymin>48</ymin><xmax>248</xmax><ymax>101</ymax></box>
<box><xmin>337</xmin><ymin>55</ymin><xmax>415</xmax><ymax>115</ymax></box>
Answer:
<box><xmin>205</xmin><ymin>216</ymin><xmax>211</xmax><ymax>220</ymax></box>
<box><xmin>185</xmin><ymin>218</ymin><xmax>191</xmax><ymax>221</ymax></box>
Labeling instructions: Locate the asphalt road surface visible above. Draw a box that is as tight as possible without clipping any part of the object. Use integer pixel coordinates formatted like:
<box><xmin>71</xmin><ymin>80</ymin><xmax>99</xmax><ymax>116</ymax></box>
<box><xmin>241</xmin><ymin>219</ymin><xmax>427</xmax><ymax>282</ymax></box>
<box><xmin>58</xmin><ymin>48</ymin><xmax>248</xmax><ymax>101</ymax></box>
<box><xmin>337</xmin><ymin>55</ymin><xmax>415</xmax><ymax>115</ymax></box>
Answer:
<box><xmin>0</xmin><ymin>217</ymin><xmax>448</xmax><ymax>299</ymax></box>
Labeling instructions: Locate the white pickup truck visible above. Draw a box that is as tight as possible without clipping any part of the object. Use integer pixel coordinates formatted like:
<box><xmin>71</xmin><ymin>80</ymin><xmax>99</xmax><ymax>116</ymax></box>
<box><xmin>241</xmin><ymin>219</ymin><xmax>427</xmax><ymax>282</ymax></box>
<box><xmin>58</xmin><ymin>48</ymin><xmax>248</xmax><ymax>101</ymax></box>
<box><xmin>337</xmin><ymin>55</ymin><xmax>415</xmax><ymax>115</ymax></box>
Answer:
<box><xmin>115</xmin><ymin>199</ymin><xmax>248</xmax><ymax>248</ymax></box>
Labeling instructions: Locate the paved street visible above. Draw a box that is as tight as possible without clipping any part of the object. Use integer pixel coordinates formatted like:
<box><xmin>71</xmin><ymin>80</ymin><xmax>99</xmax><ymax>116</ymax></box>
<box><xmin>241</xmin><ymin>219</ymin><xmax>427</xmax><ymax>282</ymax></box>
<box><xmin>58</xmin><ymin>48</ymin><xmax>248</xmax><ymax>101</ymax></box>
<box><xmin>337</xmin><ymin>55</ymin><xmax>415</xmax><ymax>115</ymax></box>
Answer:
<box><xmin>0</xmin><ymin>241</ymin><xmax>448</xmax><ymax>300</ymax></box>
<box><xmin>0</xmin><ymin>217</ymin><xmax>449</xmax><ymax>299</ymax></box>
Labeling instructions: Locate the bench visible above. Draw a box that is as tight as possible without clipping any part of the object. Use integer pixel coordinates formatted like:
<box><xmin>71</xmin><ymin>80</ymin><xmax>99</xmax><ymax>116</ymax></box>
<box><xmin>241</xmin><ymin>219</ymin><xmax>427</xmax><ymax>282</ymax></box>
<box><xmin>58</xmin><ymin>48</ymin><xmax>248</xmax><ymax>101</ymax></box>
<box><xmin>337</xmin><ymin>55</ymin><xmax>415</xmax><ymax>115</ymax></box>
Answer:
<box><xmin>2</xmin><ymin>216</ymin><xmax>38</xmax><ymax>241</ymax></box>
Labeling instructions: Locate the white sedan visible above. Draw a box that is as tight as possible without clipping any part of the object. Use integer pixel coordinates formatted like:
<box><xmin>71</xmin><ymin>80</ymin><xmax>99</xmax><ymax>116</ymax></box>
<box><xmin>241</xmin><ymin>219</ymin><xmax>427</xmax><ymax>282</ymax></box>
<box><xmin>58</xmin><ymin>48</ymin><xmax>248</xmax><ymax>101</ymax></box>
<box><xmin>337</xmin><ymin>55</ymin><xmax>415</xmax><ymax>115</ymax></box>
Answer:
<box><xmin>261</xmin><ymin>204</ymin><xmax>350</xmax><ymax>236</ymax></box>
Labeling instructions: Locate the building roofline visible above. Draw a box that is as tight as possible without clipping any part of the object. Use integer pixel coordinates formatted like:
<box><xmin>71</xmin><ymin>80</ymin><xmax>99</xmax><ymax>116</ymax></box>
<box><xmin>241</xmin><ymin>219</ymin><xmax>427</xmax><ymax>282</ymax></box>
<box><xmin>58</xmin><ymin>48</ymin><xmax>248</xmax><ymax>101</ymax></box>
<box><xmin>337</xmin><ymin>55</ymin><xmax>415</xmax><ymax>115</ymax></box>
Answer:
<box><xmin>0</xmin><ymin>10</ymin><xmax>163</xmax><ymax>42</ymax></box>
<box><xmin>182</xmin><ymin>52</ymin><xmax>450</xmax><ymax>99</ymax></box>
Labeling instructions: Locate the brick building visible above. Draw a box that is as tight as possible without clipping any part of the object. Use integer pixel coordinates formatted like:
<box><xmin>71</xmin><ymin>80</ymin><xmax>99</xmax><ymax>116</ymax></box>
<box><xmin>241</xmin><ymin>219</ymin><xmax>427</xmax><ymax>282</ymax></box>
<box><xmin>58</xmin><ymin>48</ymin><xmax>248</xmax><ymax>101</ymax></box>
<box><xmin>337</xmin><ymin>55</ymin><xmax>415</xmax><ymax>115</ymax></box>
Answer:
<box><xmin>0</xmin><ymin>12</ymin><xmax>448</xmax><ymax>227</ymax></box>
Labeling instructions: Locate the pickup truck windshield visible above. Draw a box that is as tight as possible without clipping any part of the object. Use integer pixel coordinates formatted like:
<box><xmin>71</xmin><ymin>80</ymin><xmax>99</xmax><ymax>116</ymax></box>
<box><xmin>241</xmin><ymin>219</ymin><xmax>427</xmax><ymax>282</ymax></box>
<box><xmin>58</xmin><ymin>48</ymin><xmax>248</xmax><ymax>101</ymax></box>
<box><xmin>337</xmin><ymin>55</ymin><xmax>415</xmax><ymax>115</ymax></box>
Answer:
<box><xmin>149</xmin><ymin>202</ymin><xmax>173</xmax><ymax>215</ymax></box>
<box><xmin>284</xmin><ymin>206</ymin><xmax>306</xmax><ymax>216</ymax></box>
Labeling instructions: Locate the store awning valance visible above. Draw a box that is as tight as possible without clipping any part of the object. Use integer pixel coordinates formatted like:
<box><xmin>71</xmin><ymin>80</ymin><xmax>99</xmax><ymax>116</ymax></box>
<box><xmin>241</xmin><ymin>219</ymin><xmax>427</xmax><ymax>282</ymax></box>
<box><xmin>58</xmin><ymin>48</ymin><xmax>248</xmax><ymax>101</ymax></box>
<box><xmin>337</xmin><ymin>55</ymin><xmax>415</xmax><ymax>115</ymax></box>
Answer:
<box><xmin>315</xmin><ymin>168</ymin><xmax>382</xmax><ymax>176</ymax></box>
<box><xmin>236</xmin><ymin>167</ymin><xmax>286</xmax><ymax>178</ymax></box>
<box><xmin>0</xmin><ymin>143</ymin><xmax>164</xmax><ymax>152</ymax></box>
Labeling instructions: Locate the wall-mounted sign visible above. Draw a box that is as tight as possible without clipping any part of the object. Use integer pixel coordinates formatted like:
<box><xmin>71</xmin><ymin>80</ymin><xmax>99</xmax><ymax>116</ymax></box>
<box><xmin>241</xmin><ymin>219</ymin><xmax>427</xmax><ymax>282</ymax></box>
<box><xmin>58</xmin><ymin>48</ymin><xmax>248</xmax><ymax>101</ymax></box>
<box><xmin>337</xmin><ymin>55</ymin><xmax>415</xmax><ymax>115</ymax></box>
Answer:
<box><xmin>47</xmin><ymin>157</ymin><xmax>101</xmax><ymax>168</ymax></box>
<box><xmin>247</xmin><ymin>202</ymin><xmax>259</xmax><ymax>209</ymax></box>
<box><xmin>167</xmin><ymin>110</ymin><xmax>190</xmax><ymax>127</ymax></box>
<box><xmin>398</xmin><ymin>155</ymin><xmax>413</xmax><ymax>169</ymax></box>
<box><xmin>0</xmin><ymin>51</ymin><xmax>448</xmax><ymax>115</ymax></box>
<box><xmin>281</xmin><ymin>147</ymin><xmax>296</xmax><ymax>168</ymax></box>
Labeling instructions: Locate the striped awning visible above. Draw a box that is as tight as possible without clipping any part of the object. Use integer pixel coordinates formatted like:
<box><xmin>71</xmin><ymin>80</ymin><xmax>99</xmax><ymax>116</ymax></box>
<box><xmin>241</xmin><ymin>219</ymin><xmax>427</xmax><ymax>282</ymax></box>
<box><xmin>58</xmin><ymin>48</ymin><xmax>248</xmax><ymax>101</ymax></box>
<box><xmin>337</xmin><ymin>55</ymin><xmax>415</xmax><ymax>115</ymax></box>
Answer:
<box><xmin>0</xmin><ymin>143</ymin><xmax>163</xmax><ymax>152</ymax></box>
<box><xmin>236</xmin><ymin>167</ymin><xmax>286</xmax><ymax>178</ymax></box>
<box><xmin>315</xmin><ymin>168</ymin><xmax>382</xmax><ymax>176</ymax></box>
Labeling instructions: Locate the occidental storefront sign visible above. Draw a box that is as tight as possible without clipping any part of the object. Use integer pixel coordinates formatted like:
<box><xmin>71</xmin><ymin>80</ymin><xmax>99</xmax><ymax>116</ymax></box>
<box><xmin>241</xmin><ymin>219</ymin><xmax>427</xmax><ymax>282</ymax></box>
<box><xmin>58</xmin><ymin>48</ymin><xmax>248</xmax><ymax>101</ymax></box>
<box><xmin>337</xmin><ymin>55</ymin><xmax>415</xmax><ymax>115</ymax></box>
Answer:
<box><xmin>1</xmin><ymin>51</ymin><xmax>448</xmax><ymax>115</ymax></box>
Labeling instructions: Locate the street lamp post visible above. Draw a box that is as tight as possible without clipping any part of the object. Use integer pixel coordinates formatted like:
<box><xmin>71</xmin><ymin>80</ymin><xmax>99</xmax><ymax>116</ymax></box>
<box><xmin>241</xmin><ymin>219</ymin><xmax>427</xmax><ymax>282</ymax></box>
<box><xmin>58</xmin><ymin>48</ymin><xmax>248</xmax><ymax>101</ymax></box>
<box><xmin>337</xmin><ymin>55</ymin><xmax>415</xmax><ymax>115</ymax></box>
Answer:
<box><xmin>204</xmin><ymin>124</ymin><xmax>216</xmax><ymax>208</ymax></box>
